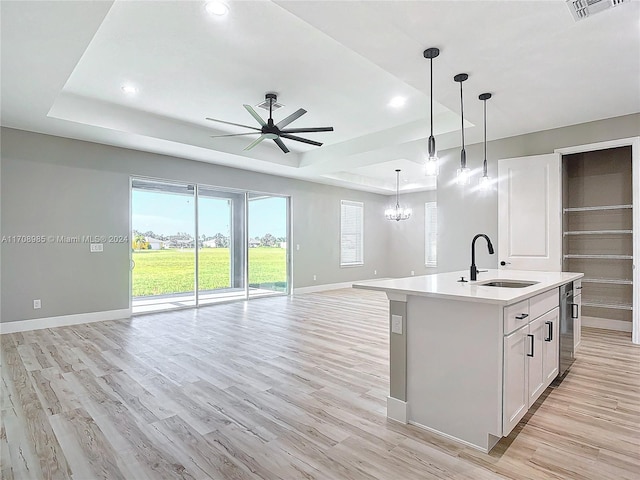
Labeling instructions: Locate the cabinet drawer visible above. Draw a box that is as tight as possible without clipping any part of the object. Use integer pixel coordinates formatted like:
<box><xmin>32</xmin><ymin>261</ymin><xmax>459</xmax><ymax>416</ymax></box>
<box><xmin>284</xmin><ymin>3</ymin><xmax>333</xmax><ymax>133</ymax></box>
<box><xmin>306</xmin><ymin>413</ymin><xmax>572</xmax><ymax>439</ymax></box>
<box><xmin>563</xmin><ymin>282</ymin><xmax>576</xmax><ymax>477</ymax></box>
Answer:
<box><xmin>574</xmin><ymin>279</ymin><xmax>582</xmax><ymax>293</ymax></box>
<box><xmin>504</xmin><ymin>300</ymin><xmax>530</xmax><ymax>335</ymax></box>
<box><xmin>529</xmin><ymin>289</ymin><xmax>559</xmax><ymax>319</ymax></box>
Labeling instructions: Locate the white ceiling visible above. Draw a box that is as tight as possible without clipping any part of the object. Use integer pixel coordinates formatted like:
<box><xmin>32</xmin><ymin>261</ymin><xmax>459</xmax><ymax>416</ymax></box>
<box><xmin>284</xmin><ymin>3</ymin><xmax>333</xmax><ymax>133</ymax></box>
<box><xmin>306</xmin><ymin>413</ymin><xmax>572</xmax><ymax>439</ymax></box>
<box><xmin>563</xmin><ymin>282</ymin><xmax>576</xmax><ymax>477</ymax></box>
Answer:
<box><xmin>2</xmin><ymin>0</ymin><xmax>638</xmax><ymax>194</ymax></box>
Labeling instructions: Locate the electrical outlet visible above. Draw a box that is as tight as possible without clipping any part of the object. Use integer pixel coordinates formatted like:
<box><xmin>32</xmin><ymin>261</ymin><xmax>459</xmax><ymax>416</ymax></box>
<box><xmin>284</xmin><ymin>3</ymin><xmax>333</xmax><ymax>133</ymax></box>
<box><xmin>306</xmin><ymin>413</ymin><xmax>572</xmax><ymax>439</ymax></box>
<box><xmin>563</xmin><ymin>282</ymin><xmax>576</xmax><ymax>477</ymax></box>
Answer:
<box><xmin>411</xmin><ymin>270</ymin><xmax>415</xmax><ymax>276</ymax></box>
<box><xmin>313</xmin><ymin>274</ymin><xmax>317</xmax><ymax>281</ymax></box>
<box><xmin>296</xmin><ymin>244</ymin><xmax>300</xmax><ymax>251</ymax></box>
<box><xmin>33</xmin><ymin>299</ymin><xmax>41</xmax><ymax>309</ymax></box>
<box><xmin>374</xmin><ymin>270</ymin><xmax>377</xmax><ymax>275</ymax></box>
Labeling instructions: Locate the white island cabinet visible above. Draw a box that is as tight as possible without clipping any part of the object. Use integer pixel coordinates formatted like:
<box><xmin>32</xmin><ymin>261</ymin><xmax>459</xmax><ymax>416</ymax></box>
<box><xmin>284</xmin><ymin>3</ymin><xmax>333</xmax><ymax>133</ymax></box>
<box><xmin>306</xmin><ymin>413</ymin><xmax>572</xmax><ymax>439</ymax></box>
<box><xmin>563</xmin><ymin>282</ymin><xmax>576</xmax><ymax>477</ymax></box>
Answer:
<box><xmin>353</xmin><ymin>269</ymin><xmax>582</xmax><ymax>453</ymax></box>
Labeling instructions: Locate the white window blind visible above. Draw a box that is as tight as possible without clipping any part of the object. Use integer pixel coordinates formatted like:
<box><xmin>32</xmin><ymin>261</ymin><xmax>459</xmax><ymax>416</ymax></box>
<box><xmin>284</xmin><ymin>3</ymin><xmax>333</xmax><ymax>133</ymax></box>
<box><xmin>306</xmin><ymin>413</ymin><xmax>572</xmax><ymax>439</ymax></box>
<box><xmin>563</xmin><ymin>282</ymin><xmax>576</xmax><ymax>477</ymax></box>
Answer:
<box><xmin>425</xmin><ymin>201</ymin><xmax>437</xmax><ymax>267</ymax></box>
<box><xmin>340</xmin><ymin>200</ymin><xmax>364</xmax><ymax>266</ymax></box>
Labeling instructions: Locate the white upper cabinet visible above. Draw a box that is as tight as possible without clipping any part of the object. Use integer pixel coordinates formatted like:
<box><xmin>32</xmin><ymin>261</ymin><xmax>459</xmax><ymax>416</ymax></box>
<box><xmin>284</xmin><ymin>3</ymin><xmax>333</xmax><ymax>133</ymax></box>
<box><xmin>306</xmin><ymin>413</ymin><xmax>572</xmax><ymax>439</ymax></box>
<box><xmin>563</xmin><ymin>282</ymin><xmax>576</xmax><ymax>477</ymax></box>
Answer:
<box><xmin>498</xmin><ymin>153</ymin><xmax>562</xmax><ymax>272</ymax></box>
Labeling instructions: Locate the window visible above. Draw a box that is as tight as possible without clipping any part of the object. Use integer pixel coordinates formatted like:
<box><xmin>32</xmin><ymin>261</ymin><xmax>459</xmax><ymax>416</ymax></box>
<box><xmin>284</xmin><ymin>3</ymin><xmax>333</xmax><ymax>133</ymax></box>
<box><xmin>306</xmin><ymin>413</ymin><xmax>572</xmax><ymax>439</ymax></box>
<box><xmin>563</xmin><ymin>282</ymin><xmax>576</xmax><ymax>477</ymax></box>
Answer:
<box><xmin>425</xmin><ymin>201</ymin><xmax>437</xmax><ymax>267</ymax></box>
<box><xmin>340</xmin><ymin>200</ymin><xmax>364</xmax><ymax>266</ymax></box>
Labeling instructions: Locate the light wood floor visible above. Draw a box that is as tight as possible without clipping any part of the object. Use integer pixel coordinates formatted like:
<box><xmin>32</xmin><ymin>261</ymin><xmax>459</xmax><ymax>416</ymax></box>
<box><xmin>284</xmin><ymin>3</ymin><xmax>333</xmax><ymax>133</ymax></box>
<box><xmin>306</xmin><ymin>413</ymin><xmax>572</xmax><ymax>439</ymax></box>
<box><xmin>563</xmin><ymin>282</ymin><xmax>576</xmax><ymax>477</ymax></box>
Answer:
<box><xmin>1</xmin><ymin>289</ymin><xmax>639</xmax><ymax>480</ymax></box>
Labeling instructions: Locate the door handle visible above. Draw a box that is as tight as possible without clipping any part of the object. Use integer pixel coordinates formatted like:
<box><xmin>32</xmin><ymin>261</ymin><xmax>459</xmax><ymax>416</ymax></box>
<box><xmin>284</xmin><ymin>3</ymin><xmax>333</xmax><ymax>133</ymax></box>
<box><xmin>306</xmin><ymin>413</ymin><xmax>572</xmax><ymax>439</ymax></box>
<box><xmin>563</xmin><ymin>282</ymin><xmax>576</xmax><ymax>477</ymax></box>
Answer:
<box><xmin>515</xmin><ymin>313</ymin><xmax>529</xmax><ymax>320</ymax></box>
<box><xmin>545</xmin><ymin>321</ymin><xmax>553</xmax><ymax>342</ymax></box>
<box><xmin>527</xmin><ymin>334</ymin><xmax>534</xmax><ymax>357</ymax></box>
<box><xmin>571</xmin><ymin>304</ymin><xmax>578</xmax><ymax>319</ymax></box>
<box><xmin>500</xmin><ymin>261</ymin><xmax>511</xmax><ymax>266</ymax></box>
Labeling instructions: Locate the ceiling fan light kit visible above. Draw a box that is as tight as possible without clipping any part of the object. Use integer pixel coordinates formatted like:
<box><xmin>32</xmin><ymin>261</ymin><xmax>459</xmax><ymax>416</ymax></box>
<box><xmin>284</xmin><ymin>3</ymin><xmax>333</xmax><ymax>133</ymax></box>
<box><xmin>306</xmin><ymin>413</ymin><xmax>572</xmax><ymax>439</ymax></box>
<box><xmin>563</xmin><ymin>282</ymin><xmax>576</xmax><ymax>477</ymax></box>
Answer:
<box><xmin>207</xmin><ymin>93</ymin><xmax>334</xmax><ymax>154</ymax></box>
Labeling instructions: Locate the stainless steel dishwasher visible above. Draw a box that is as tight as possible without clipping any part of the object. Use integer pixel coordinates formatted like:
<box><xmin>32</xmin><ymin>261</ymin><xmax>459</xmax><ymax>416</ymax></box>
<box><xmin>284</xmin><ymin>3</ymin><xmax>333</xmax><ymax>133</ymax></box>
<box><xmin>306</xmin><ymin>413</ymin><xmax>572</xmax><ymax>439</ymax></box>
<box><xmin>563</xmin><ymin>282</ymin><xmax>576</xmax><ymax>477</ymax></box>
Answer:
<box><xmin>559</xmin><ymin>282</ymin><xmax>575</xmax><ymax>376</ymax></box>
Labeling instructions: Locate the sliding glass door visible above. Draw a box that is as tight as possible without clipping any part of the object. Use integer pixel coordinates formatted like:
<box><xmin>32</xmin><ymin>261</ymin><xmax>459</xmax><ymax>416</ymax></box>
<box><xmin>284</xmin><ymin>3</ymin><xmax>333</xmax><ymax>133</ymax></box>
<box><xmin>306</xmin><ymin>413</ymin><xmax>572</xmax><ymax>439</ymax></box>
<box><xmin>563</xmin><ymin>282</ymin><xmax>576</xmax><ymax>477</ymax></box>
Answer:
<box><xmin>197</xmin><ymin>187</ymin><xmax>246</xmax><ymax>305</ymax></box>
<box><xmin>248</xmin><ymin>194</ymin><xmax>290</xmax><ymax>297</ymax></box>
<box><xmin>131</xmin><ymin>179</ymin><xmax>196</xmax><ymax>313</ymax></box>
<box><xmin>131</xmin><ymin>178</ymin><xmax>289</xmax><ymax>314</ymax></box>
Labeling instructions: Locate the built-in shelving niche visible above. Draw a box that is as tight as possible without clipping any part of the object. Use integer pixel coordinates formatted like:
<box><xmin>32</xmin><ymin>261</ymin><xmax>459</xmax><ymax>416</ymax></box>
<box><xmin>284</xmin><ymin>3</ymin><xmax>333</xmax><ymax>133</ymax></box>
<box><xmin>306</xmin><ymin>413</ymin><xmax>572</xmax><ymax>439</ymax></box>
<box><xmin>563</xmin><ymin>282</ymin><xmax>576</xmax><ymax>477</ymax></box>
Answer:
<box><xmin>562</xmin><ymin>146</ymin><xmax>634</xmax><ymax>326</ymax></box>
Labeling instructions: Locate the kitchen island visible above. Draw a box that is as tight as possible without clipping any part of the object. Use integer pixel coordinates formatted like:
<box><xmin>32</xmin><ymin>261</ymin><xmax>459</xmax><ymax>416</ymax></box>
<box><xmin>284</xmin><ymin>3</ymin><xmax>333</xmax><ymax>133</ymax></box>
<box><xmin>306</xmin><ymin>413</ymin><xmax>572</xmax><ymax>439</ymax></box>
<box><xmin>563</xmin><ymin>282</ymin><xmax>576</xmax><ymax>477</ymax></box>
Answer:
<box><xmin>353</xmin><ymin>269</ymin><xmax>583</xmax><ymax>452</ymax></box>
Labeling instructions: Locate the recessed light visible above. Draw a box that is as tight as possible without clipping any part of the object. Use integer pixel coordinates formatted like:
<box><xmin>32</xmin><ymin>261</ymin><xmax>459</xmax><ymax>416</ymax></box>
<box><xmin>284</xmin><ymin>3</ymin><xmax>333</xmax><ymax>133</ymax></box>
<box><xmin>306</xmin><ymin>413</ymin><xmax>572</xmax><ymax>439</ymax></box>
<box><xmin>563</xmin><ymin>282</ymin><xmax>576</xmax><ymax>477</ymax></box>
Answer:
<box><xmin>121</xmin><ymin>84</ymin><xmax>138</xmax><ymax>95</ymax></box>
<box><xmin>389</xmin><ymin>96</ymin><xmax>406</xmax><ymax>108</ymax></box>
<box><xmin>205</xmin><ymin>1</ymin><xmax>228</xmax><ymax>16</ymax></box>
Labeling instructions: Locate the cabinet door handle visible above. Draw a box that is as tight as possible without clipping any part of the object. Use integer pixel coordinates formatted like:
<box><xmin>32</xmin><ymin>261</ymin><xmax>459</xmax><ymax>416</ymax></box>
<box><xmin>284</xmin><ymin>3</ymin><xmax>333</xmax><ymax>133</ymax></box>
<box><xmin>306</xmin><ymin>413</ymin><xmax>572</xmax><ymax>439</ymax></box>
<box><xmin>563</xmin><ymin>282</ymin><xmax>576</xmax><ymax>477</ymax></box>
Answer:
<box><xmin>515</xmin><ymin>313</ymin><xmax>529</xmax><ymax>320</ymax></box>
<box><xmin>545</xmin><ymin>321</ymin><xmax>553</xmax><ymax>342</ymax></box>
<box><xmin>527</xmin><ymin>334</ymin><xmax>534</xmax><ymax>357</ymax></box>
<box><xmin>571</xmin><ymin>304</ymin><xmax>578</xmax><ymax>319</ymax></box>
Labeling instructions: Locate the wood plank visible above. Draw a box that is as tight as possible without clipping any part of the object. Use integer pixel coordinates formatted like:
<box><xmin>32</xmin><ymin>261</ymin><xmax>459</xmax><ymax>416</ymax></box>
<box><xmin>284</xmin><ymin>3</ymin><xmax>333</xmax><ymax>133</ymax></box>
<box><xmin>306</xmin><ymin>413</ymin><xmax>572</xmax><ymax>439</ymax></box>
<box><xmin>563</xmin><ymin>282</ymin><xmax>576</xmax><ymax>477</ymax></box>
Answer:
<box><xmin>0</xmin><ymin>290</ymin><xmax>638</xmax><ymax>480</ymax></box>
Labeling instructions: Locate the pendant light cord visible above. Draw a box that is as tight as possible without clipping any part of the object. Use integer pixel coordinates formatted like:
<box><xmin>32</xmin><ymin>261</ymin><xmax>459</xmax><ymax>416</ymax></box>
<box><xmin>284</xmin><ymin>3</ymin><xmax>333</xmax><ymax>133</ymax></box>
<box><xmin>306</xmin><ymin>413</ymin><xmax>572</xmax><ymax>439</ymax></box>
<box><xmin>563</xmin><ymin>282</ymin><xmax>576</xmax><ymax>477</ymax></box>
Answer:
<box><xmin>483</xmin><ymin>98</ymin><xmax>487</xmax><ymax>175</ymax></box>
<box><xmin>430</xmin><ymin>58</ymin><xmax>433</xmax><ymax>138</ymax></box>
<box><xmin>483</xmin><ymin>99</ymin><xmax>487</xmax><ymax>162</ymax></box>
<box><xmin>459</xmin><ymin>81</ymin><xmax>465</xmax><ymax>151</ymax></box>
<box><xmin>395</xmin><ymin>170</ymin><xmax>400</xmax><ymax>208</ymax></box>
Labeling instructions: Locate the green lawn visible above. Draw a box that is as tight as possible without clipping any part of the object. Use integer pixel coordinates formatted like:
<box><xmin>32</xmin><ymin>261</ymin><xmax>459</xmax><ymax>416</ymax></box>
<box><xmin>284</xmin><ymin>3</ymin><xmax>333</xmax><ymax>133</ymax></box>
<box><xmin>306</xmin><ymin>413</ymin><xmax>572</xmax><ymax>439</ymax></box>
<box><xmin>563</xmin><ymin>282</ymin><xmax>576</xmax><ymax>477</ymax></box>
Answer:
<box><xmin>132</xmin><ymin>247</ymin><xmax>286</xmax><ymax>297</ymax></box>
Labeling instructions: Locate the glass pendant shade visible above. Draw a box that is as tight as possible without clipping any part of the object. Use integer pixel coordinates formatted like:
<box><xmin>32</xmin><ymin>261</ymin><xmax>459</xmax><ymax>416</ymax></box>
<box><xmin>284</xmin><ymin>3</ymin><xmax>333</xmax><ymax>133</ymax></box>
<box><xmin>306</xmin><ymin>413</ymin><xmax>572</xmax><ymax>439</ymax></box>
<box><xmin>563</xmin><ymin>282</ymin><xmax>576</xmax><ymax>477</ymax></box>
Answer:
<box><xmin>479</xmin><ymin>174</ymin><xmax>491</xmax><ymax>190</ymax></box>
<box><xmin>425</xmin><ymin>138</ymin><xmax>439</xmax><ymax>176</ymax></box>
<box><xmin>456</xmin><ymin>168</ymin><xmax>471</xmax><ymax>185</ymax></box>
<box><xmin>385</xmin><ymin>169</ymin><xmax>412</xmax><ymax>221</ymax></box>
<box><xmin>425</xmin><ymin>157</ymin><xmax>439</xmax><ymax>176</ymax></box>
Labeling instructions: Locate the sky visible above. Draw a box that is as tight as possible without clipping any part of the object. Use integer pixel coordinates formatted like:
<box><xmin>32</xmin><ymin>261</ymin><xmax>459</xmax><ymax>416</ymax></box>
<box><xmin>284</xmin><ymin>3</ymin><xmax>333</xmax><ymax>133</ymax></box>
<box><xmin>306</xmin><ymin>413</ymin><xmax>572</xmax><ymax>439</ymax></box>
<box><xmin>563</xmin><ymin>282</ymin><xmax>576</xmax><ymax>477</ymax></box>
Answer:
<box><xmin>132</xmin><ymin>190</ymin><xmax>287</xmax><ymax>238</ymax></box>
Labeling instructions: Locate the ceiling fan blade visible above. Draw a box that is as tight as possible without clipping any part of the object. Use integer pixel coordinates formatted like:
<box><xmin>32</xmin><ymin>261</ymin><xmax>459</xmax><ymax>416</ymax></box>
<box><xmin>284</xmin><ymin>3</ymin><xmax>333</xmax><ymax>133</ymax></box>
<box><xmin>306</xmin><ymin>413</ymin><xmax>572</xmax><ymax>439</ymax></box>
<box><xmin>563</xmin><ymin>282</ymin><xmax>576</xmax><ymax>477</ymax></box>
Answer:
<box><xmin>244</xmin><ymin>134</ymin><xmax>267</xmax><ymax>151</ymax></box>
<box><xmin>205</xmin><ymin>117</ymin><xmax>261</xmax><ymax>131</ymax></box>
<box><xmin>279</xmin><ymin>133</ymin><xmax>323</xmax><ymax>147</ymax></box>
<box><xmin>273</xmin><ymin>138</ymin><xmax>290</xmax><ymax>154</ymax></box>
<box><xmin>210</xmin><ymin>132</ymin><xmax>261</xmax><ymax>138</ymax></box>
<box><xmin>243</xmin><ymin>105</ymin><xmax>267</xmax><ymax>127</ymax></box>
<box><xmin>276</xmin><ymin>108</ymin><xmax>307</xmax><ymax>129</ymax></box>
<box><xmin>279</xmin><ymin>127</ymin><xmax>334</xmax><ymax>134</ymax></box>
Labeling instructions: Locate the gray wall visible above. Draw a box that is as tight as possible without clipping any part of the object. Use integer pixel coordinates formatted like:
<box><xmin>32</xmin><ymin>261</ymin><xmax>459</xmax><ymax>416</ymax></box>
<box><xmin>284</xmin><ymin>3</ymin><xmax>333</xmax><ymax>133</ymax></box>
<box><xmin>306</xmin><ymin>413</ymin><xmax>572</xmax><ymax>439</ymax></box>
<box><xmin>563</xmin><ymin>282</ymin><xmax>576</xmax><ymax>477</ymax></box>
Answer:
<box><xmin>2</xmin><ymin>113</ymin><xmax>637</xmax><ymax>323</ymax></box>
<box><xmin>387</xmin><ymin>190</ymin><xmax>438</xmax><ymax>278</ymax></box>
<box><xmin>1</xmin><ymin>128</ymin><xmax>392</xmax><ymax>323</ymax></box>
<box><xmin>436</xmin><ymin>113</ymin><xmax>640</xmax><ymax>273</ymax></box>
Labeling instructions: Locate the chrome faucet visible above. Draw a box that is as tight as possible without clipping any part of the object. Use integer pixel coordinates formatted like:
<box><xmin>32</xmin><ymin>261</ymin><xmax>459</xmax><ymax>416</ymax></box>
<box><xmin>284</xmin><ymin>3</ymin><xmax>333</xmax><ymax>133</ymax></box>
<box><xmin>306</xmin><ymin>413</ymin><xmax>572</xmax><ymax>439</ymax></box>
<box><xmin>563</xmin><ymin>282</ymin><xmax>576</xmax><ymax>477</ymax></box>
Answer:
<box><xmin>471</xmin><ymin>234</ymin><xmax>495</xmax><ymax>281</ymax></box>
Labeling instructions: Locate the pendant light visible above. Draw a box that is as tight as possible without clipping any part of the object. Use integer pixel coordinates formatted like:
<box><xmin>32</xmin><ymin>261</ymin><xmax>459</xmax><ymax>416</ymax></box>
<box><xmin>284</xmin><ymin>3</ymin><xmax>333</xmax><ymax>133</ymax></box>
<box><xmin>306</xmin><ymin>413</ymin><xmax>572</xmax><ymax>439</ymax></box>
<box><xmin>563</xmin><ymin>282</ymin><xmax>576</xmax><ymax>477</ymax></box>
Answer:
<box><xmin>423</xmin><ymin>47</ymin><xmax>440</xmax><ymax>177</ymax></box>
<box><xmin>454</xmin><ymin>73</ymin><xmax>470</xmax><ymax>185</ymax></box>
<box><xmin>385</xmin><ymin>169</ymin><xmax>412</xmax><ymax>221</ymax></box>
<box><xmin>479</xmin><ymin>92</ymin><xmax>492</xmax><ymax>190</ymax></box>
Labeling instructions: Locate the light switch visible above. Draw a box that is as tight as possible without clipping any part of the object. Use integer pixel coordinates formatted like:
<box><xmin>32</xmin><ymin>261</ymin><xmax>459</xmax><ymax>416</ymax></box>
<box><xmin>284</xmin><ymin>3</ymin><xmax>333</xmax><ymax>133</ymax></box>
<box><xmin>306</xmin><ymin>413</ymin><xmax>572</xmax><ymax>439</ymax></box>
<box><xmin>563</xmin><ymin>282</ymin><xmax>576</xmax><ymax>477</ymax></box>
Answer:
<box><xmin>391</xmin><ymin>314</ymin><xmax>403</xmax><ymax>335</ymax></box>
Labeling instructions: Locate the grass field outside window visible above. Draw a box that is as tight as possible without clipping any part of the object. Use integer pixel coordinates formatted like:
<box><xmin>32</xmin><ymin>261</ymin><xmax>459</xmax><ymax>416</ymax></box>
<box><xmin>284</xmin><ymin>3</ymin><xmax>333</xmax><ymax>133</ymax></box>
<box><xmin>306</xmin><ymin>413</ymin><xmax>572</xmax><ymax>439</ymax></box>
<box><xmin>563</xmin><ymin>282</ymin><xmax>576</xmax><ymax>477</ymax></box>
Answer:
<box><xmin>132</xmin><ymin>247</ymin><xmax>286</xmax><ymax>297</ymax></box>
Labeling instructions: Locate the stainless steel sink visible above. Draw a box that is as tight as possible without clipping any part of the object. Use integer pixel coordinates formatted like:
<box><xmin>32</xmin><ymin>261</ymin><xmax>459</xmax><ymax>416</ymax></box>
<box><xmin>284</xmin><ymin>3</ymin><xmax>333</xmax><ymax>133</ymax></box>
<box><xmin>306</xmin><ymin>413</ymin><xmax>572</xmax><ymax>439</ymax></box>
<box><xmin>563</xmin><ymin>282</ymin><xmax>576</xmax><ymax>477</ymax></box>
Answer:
<box><xmin>476</xmin><ymin>280</ymin><xmax>539</xmax><ymax>288</ymax></box>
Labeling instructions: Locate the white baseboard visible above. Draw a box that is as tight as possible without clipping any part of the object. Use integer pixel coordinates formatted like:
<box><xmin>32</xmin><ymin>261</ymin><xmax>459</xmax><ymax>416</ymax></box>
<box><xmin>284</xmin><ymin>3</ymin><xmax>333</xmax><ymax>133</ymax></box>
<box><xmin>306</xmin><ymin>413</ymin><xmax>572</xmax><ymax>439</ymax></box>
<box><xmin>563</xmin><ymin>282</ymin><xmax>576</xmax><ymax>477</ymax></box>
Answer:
<box><xmin>582</xmin><ymin>316</ymin><xmax>632</xmax><ymax>332</ymax></box>
<box><xmin>408</xmin><ymin>420</ymin><xmax>495</xmax><ymax>453</ymax></box>
<box><xmin>293</xmin><ymin>282</ymin><xmax>354</xmax><ymax>294</ymax></box>
<box><xmin>293</xmin><ymin>278</ymin><xmax>390</xmax><ymax>295</ymax></box>
<box><xmin>387</xmin><ymin>396</ymin><xmax>408</xmax><ymax>424</ymax></box>
<box><xmin>0</xmin><ymin>308</ymin><xmax>132</xmax><ymax>334</ymax></box>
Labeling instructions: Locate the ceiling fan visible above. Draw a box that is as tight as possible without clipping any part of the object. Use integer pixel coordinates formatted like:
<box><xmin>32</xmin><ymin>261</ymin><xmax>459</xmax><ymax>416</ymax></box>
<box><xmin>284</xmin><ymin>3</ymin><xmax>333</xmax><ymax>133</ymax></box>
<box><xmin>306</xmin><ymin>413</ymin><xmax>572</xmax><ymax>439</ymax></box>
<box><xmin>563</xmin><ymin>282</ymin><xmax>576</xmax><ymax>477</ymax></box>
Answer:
<box><xmin>206</xmin><ymin>93</ymin><xmax>334</xmax><ymax>154</ymax></box>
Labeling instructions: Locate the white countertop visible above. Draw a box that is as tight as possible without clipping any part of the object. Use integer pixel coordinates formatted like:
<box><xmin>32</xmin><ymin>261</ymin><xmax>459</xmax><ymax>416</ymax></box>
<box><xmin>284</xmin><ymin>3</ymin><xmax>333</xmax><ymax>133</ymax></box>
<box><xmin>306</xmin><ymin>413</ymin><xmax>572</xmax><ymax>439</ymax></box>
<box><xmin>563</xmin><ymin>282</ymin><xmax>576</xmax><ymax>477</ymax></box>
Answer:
<box><xmin>353</xmin><ymin>269</ymin><xmax>583</xmax><ymax>306</ymax></box>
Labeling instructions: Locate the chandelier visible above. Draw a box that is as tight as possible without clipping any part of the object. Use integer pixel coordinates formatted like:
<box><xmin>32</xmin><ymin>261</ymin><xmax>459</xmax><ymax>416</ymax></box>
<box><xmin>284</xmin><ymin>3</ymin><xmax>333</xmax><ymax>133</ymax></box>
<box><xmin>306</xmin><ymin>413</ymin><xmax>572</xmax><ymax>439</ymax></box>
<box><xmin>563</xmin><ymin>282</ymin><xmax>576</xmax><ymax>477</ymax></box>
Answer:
<box><xmin>385</xmin><ymin>169</ymin><xmax>412</xmax><ymax>221</ymax></box>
